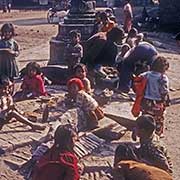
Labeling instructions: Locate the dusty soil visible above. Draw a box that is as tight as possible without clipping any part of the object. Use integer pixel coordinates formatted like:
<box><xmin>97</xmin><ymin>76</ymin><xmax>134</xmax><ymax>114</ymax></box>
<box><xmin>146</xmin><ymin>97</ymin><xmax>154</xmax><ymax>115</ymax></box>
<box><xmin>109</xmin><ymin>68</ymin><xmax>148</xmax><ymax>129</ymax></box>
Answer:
<box><xmin>0</xmin><ymin>8</ymin><xmax>180</xmax><ymax>180</ymax></box>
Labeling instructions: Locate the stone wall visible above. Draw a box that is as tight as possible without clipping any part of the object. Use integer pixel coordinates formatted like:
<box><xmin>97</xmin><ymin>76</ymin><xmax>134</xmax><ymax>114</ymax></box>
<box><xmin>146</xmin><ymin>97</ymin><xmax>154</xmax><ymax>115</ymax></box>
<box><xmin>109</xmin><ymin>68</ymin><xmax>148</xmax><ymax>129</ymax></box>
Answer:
<box><xmin>159</xmin><ymin>0</ymin><xmax>180</xmax><ymax>28</ymax></box>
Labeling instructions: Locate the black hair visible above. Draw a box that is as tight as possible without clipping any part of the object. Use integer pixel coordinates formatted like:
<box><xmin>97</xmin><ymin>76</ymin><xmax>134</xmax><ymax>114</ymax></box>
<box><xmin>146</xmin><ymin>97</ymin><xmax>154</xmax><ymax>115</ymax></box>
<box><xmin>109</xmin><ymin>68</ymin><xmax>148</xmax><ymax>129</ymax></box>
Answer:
<box><xmin>107</xmin><ymin>27</ymin><xmax>125</xmax><ymax>43</ymax></box>
<box><xmin>151</xmin><ymin>56</ymin><xmax>169</xmax><ymax>73</ymax></box>
<box><xmin>136</xmin><ymin>115</ymin><xmax>156</xmax><ymax>134</ymax></box>
<box><xmin>114</xmin><ymin>143</ymin><xmax>138</xmax><ymax>166</ymax></box>
<box><xmin>73</xmin><ymin>63</ymin><xmax>87</xmax><ymax>75</ymax></box>
<box><xmin>99</xmin><ymin>11</ymin><xmax>108</xmax><ymax>20</ymax></box>
<box><xmin>69</xmin><ymin>30</ymin><xmax>81</xmax><ymax>39</ymax></box>
<box><xmin>54</xmin><ymin>124</ymin><xmax>76</xmax><ymax>152</ymax></box>
<box><xmin>0</xmin><ymin>23</ymin><xmax>15</xmax><ymax>38</ymax></box>
<box><xmin>0</xmin><ymin>75</ymin><xmax>11</xmax><ymax>88</ymax></box>
<box><xmin>127</xmin><ymin>27</ymin><xmax>138</xmax><ymax>38</ymax></box>
<box><xmin>26</xmin><ymin>62</ymin><xmax>41</xmax><ymax>75</ymax></box>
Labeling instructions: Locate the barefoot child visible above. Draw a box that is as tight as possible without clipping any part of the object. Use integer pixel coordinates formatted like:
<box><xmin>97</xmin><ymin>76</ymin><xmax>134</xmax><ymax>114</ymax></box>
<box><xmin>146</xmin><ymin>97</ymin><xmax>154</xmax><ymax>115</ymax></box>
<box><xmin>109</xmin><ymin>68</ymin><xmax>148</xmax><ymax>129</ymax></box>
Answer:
<box><xmin>136</xmin><ymin>56</ymin><xmax>170</xmax><ymax>137</ymax></box>
<box><xmin>73</xmin><ymin>63</ymin><xmax>92</xmax><ymax>94</ymax></box>
<box><xmin>67</xmin><ymin>78</ymin><xmax>104</xmax><ymax>130</ymax></box>
<box><xmin>0</xmin><ymin>23</ymin><xmax>19</xmax><ymax>93</ymax></box>
<box><xmin>32</xmin><ymin>124</ymin><xmax>80</xmax><ymax>180</ymax></box>
<box><xmin>0</xmin><ymin>76</ymin><xmax>45</xmax><ymax>131</ymax></box>
<box><xmin>16</xmin><ymin>62</ymin><xmax>47</xmax><ymax>100</ymax></box>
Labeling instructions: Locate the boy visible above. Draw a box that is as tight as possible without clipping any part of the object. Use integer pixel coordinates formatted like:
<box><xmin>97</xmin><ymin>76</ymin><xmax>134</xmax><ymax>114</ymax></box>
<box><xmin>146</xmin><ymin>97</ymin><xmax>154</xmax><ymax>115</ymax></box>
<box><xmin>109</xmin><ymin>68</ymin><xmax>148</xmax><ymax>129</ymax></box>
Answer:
<box><xmin>64</xmin><ymin>30</ymin><xmax>83</xmax><ymax>72</ymax></box>
<box><xmin>114</xmin><ymin>115</ymin><xmax>172</xmax><ymax>173</ymax></box>
<box><xmin>113</xmin><ymin>143</ymin><xmax>172</xmax><ymax>180</ymax></box>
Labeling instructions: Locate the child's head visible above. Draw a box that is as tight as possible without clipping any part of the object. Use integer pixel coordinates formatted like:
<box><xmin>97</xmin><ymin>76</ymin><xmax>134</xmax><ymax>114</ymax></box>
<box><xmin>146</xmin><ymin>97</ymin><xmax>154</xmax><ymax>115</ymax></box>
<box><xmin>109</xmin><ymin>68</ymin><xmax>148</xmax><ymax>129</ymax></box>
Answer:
<box><xmin>136</xmin><ymin>115</ymin><xmax>156</xmax><ymax>139</ymax></box>
<box><xmin>54</xmin><ymin>124</ymin><xmax>77</xmax><ymax>151</ymax></box>
<box><xmin>0</xmin><ymin>76</ymin><xmax>12</xmax><ymax>94</ymax></box>
<box><xmin>0</xmin><ymin>23</ymin><xmax>15</xmax><ymax>39</ymax></box>
<box><xmin>135</xmin><ymin>33</ymin><xmax>144</xmax><ymax>45</ymax></box>
<box><xmin>69</xmin><ymin>30</ymin><xmax>81</xmax><ymax>44</ymax></box>
<box><xmin>151</xmin><ymin>56</ymin><xmax>169</xmax><ymax>73</ymax></box>
<box><xmin>99</xmin><ymin>12</ymin><xmax>108</xmax><ymax>24</ymax></box>
<box><xmin>121</xmin><ymin>43</ymin><xmax>131</xmax><ymax>57</ymax></box>
<box><xmin>73</xmin><ymin>63</ymin><xmax>87</xmax><ymax>80</ymax></box>
<box><xmin>67</xmin><ymin>78</ymin><xmax>84</xmax><ymax>97</ymax></box>
<box><xmin>105</xmin><ymin>8</ymin><xmax>113</xmax><ymax>17</ymax></box>
<box><xmin>114</xmin><ymin>143</ymin><xmax>138</xmax><ymax>166</ymax></box>
<box><xmin>26</xmin><ymin>62</ymin><xmax>41</xmax><ymax>77</ymax></box>
<box><xmin>128</xmin><ymin>28</ymin><xmax>138</xmax><ymax>38</ymax></box>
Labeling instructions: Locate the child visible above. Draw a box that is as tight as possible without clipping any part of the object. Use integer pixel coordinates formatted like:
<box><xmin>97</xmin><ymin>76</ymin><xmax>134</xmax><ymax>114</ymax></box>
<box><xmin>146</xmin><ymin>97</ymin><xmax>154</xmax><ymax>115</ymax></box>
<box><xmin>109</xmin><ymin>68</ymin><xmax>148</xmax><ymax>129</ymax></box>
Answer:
<box><xmin>134</xmin><ymin>33</ymin><xmax>144</xmax><ymax>46</ymax></box>
<box><xmin>17</xmin><ymin>62</ymin><xmax>47</xmax><ymax>100</ymax></box>
<box><xmin>126</xmin><ymin>27</ymin><xmax>138</xmax><ymax>47</ymax></box>
<box><xmin>0</xmin><ymin>23</ymin><xmax>19</xmax><ymax>82</ymax></box>
<box><xmin>64</xmin><ymin>30</ymin><xmax>83</xmax><ymax>72</ymax></box>
<box><xmin>99</xmin><ymin>12</ymin><xmax>116</xmax><ymax>33</ymax></box>
<box><xmin>113</xmin><ymin>143</ymin><xmax>172</xmax><ymax>180</ymax></box>
<box><xmin>113</xmin><ymin>114</ymin><xmax>172</xmax><ymax>174</ymax></box>
<box><xmin>73</xmin><ymin>63</ymin><xmax>92</xmax><ymax>94</ymax></box>
<box><xmin>32</xmin><ymin>124</ymin><xmax>80</xmax><ymax>180</ymax></box>
<box><xmin>140</xmin><ymin>56</ymin><xmax>170</xmax><ymax>137</ymax></box>
<box><xmin>116</xmin><ymin>43</ymin><xmax>131</xmax><ymax>64</ymax></box>
<box><xmin>67</xmin><ymin>78</ymin><xmax>104</xmax><ymax>130</ymax></box>
<box><xmin>0</xmin><ymin>76</ymin><xmax>45</xmax><ymax>131</ymax></box>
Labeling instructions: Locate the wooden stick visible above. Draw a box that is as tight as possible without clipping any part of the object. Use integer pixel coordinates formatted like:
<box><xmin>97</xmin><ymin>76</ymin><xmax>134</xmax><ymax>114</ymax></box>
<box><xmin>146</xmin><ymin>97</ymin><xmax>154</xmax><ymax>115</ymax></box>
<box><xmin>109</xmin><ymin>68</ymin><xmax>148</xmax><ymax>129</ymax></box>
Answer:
<box><xmin>104</xmin><ymin>113</ymin><xmax>136</xmax><ymax>130</ymax></box>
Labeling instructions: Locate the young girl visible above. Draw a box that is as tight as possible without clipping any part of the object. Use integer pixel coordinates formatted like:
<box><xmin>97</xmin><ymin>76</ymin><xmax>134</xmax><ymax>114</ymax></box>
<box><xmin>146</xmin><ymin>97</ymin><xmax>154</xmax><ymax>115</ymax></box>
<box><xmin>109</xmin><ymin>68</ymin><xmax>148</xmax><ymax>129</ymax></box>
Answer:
<box><xmin>32</xmin><ymin>124</ymin><xmax>80</xmax><ymax>180</ymax></box>
<box><xmin>0</xmin><ymin>76</ymin><xmax>45</xmax><ymax>131</ymax></box>
<box><xmin>18</xmin><ymin>62</ymin><xmax>47</xmax><ymax>100</ymax></box>
<box><xmin>67</xmin><ymin>78</ymin><xmax>104</xmax><ymax>130</ymax></box>
<box><xmin>133</xmin><ymin>56</ymin><xmax>170</xmax><ymax>137</ymax></box>
<box><xmin>0</xmin><ymin>23</ymin><xmax>19</xmax><ymax>81</ymax></box>
<box><xmin>73</xmin><ymin>63</ymin><xmax>92</xmax><ymax>94</ymax></box>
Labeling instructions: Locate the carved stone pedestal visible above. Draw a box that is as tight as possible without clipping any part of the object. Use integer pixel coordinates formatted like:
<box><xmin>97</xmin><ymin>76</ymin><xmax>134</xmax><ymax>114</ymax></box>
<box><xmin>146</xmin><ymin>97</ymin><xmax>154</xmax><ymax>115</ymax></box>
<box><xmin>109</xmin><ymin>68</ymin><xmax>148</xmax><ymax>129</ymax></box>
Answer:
<box><xmin>49</xmin><ymin>0</ymin><xmax>96</xmax><ymax>65</ymax></box>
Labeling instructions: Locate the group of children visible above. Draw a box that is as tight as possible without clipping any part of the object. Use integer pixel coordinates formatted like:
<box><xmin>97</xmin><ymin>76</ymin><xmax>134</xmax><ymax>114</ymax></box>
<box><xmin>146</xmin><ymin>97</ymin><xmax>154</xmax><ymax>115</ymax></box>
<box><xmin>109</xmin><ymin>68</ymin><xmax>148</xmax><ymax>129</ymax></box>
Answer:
<box><xmin>0</xmin><ymin>10</ymin><xmax>173</xmax><ymax>179</ymax></box>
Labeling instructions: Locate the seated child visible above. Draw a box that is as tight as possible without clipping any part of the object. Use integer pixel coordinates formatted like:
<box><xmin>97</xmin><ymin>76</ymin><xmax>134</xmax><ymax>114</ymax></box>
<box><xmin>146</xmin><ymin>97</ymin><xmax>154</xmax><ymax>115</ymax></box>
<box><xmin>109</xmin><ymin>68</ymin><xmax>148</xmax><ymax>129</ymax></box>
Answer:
<box><xmin>73</xmin><ymin>63</ymin><xmax>92</xmax><ymax>94</ymax></box>
<box><xmin>64</xmin><ymin>30</ymin><xmax>83</xmax><ymax>72</ymax></box>
<box><xmin>32</xmin><ymin>124</ymin><xmax>80</xmax><ymax>180</ymax></box>
<box><xmin>114</xmin><ymin>114</ymin><xmax>172</xmax><ymax>174</ymax></box>
<box><xmin>67</xmin><ymin>78</ymin><xmax>104</xmax><ymax>130</ymax></box>
<box><xmin>16</xmin><ymin>62</ymin><xmax>47</xmax><ymax>100</ymax></box>
<box><xmin>113</xmin><ymin>143</ymin><xmax>172</xmax><ymax>180</ymax></box>
<box><xmin>0</xmin><ymin>76</ymin><xmax>45</xmax><ymax>131</ymax></box>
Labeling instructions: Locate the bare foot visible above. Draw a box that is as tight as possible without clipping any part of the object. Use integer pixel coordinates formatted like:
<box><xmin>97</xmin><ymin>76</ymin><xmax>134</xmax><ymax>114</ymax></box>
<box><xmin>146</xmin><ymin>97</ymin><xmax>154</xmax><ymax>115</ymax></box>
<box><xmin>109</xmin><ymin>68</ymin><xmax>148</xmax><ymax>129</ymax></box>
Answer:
<box><xmin>31</xmin><ymin>123</ymin><xmax>46</xmax><ymax>131</ymax></box>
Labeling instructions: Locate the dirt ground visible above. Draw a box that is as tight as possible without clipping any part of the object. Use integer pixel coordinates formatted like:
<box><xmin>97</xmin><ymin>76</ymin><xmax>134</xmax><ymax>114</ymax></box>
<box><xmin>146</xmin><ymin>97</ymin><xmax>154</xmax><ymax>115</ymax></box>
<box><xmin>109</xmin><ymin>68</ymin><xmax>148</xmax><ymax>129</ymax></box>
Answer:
<box><xmin>0</xmin><ymin>8</ymin><xmax>180</xmax><ymax>180</ymax></box>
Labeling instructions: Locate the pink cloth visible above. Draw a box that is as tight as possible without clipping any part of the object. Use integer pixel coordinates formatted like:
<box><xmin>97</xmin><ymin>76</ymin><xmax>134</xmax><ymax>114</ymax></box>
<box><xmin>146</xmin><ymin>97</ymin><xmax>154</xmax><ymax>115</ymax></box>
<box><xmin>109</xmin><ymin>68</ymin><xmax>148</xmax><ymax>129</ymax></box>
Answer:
<box><xmin>22</xmin><ymin>74</ymin><xmax>47</xmax><ymax>96</ymax></box>
<box><xmin>123</xmin><ymin>3</ymin><xmax>133</xmax><ymax>33</ymax></box>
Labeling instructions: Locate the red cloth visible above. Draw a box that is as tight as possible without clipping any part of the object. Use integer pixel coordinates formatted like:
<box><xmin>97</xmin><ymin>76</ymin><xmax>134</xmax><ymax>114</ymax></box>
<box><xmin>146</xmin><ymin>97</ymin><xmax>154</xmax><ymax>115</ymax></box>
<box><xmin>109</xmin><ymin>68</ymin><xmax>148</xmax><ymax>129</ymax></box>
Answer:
<box><xmin>32</xmin><ymin>146</ymin><xmax>80</xmax><ymax>180</ymax></box>
<box><xmin>22</xmin><ymin>74</ymin><xmax>47</xmax><ymax>96</ymax></box>
<box><xmin>67</xmin><ymin>78</ymin><xmax>84</xmax><ymax>90</ymax></box>
<box><xmin>131</xmin><ymin>76</ymin><xmax>147</xmax><ymax>117</ymax></box>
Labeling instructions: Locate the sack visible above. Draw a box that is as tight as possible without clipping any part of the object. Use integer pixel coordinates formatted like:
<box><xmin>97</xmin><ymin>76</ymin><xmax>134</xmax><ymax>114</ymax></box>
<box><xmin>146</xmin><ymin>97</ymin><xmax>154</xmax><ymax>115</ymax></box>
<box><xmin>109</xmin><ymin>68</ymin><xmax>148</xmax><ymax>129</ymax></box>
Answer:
<box><xmin>131</xmin><ymin>75</ymin><xmax>147</xmax><ymax>117</ymax></box>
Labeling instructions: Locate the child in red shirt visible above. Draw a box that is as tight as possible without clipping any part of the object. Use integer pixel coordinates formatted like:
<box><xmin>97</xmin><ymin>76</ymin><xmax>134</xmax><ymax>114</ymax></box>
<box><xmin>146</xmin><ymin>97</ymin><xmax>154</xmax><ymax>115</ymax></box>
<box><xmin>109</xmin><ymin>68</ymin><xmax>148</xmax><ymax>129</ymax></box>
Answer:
<box><xmin>16</xmin><ymin>62</ymin><xmax>47</xmax><ymax>100</ymax></box>
<box><xmin>32</xmin><ymin>124</ymin><xmax>80</xmax><ymax>180</ymax></box>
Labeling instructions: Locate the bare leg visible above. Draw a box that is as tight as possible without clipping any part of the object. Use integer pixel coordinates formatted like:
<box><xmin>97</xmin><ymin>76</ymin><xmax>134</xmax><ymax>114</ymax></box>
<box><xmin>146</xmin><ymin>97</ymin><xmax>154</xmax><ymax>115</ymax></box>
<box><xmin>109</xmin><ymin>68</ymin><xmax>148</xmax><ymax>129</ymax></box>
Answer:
<box><xmin>9</xmin><ymin>111</ymin><xmax>46</xmax><ymax>131</ymax></box>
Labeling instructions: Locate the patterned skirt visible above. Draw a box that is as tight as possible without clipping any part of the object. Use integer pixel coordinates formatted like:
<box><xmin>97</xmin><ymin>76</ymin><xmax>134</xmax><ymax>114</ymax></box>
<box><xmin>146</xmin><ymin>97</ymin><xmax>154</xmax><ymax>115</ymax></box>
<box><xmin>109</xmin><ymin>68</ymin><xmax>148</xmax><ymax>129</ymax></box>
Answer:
<box><xmin>141</xmin><ymin>98</ymin><xmax>165</xmax><ymax>135</ymax></box>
